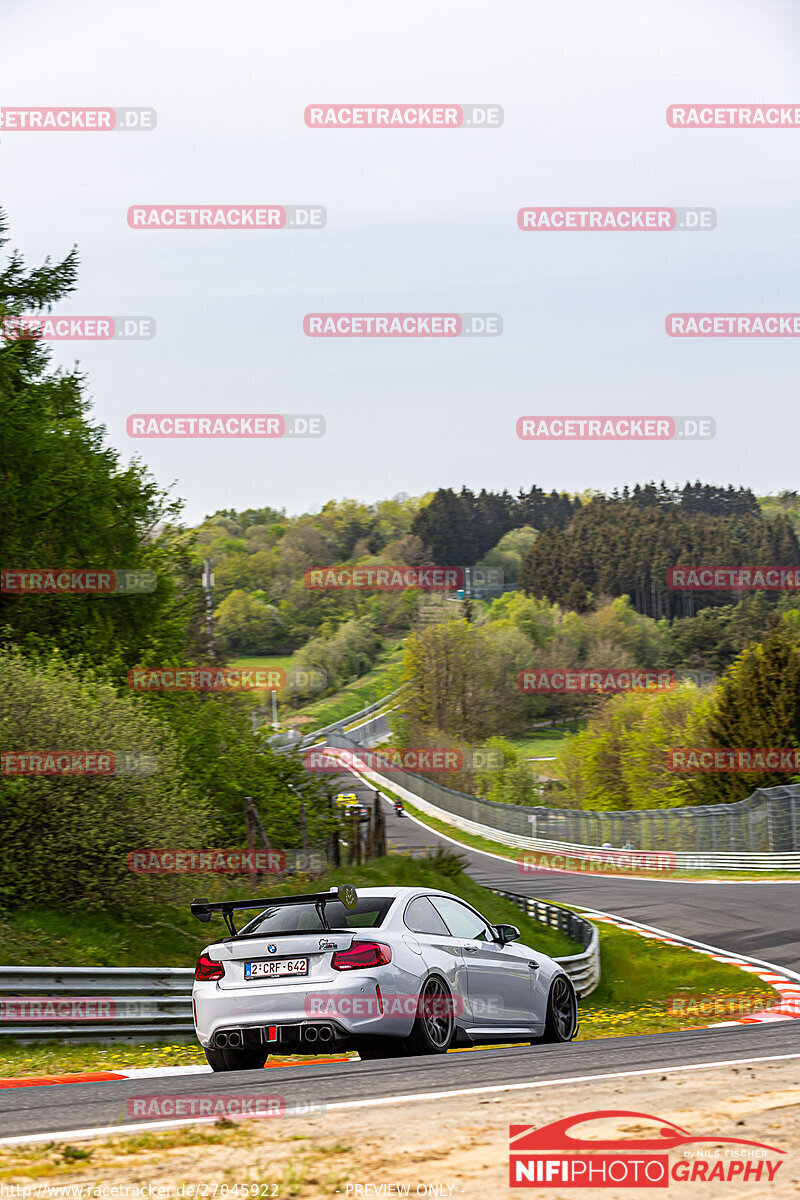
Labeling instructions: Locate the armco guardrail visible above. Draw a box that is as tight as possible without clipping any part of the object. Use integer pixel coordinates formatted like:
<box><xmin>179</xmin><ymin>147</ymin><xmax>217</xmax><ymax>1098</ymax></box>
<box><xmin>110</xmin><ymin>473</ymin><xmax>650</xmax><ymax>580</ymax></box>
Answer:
<box><xmin>326</xmin><ymin>733</ymin><xmax>800</xmax><ymax>861</ymax></box>
<box><xmin>342</xmin><ymin>711</ymin><xmax>392</xmax><ymax>747</ymax></box>
<box><xmin>0</xmin><ymin>966</ymin><xmax>194</xmax><ymax>1039</ymax></box>
<box><xmin>282</xmin><ymin>687</ymin><xmax>405</xmax><ymax>752</ymax></box>
<box><xmin>1</xmin><ymin>902</ymin><xmax>598</xmax><ymax>1038</ymax></box>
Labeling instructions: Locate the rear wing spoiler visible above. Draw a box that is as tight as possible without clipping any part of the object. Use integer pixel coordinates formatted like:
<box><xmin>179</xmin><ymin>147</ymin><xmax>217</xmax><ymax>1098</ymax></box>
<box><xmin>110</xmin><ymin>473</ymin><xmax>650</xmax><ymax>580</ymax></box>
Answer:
<box><xmin>190</xmin><ymin>884</ymin><xmax>358</xmax><ymax>937</ymax></box>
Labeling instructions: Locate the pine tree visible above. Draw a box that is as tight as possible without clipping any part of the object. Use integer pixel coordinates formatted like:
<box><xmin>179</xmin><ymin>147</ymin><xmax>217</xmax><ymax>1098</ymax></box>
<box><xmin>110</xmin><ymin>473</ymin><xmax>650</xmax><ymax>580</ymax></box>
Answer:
<box><xmin>689</xmin><ymin>627</ymin><xmax>800</xmax><ymax>803</ymax></box>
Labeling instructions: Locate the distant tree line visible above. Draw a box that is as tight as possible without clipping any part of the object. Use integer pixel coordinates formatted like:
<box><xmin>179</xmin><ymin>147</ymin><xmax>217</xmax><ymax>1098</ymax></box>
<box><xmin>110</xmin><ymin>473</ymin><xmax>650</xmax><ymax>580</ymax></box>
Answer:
<box><xmin>518</xmin><ymin>485</ymin><xmax>799</xmax><ymax>619</ymax></box>
<box><xmin>410</xmin><ymin>486</ymin><xmax>579</xmax><ymax>565</ymax></box>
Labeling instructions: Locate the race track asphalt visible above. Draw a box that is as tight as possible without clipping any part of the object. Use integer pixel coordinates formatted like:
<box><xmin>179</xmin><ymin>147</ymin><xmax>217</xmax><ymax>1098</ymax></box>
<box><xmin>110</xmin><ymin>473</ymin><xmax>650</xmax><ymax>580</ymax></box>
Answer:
<box><xmin>3</xmin><ymin>1024</ymin><xmax>800</xmax><ymax>1141</ymax></box>
<box><xmin>359</xmin><ymin>773</ymin><xmax>800</xmax><ymax>974</ymax></box>
<box><xmin>3</xmin><ymin>765</ymin><xmax>798</xmax><ymax>1142</ymax></box>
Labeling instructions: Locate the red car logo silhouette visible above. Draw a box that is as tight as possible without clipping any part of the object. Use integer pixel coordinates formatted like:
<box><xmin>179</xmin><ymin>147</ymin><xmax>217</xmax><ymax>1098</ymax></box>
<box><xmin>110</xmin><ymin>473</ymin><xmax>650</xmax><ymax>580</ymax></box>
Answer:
<box><xmin>510</xmin><ymin>1110</ymin><xmax>784</xmax><ymax>1155</ymax></box>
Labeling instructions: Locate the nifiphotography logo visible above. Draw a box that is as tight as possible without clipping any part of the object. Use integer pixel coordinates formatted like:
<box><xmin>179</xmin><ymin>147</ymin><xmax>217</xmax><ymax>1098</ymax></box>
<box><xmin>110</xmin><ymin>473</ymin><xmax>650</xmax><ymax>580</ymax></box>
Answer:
<box><xmin>509</xmin><ymin>1110</ymin><xmax>784</xmax><ymax>1187</ymax></box>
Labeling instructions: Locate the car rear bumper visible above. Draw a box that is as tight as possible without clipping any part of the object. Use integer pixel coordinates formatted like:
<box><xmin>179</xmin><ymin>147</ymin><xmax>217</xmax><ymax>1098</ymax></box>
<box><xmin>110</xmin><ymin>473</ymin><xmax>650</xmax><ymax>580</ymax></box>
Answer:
<box><xmin>193</xmin><ymin>972</ymin><xmax>417</xmax><ymax>1046</ymax></box>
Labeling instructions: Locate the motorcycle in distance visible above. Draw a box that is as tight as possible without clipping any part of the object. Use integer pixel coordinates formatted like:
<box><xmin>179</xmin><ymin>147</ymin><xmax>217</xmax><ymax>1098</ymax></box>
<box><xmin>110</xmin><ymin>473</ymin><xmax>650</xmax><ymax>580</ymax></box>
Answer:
<box><xmin>394</xmin><ymin>800</ymin><xmax>405</xmax><ymax>817</ymax></box>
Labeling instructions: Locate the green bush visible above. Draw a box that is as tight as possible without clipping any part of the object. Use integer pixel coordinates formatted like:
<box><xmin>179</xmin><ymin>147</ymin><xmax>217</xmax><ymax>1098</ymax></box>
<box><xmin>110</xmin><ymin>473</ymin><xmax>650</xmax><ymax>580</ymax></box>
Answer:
<box><xmin>0</xmin><ymin>650</ymin><xmax>210</xmax><ymax>910</ymax></box>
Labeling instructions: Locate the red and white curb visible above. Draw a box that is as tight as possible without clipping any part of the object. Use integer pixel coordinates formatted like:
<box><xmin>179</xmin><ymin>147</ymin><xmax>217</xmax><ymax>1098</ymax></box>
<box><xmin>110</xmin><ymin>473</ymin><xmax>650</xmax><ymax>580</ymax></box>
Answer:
<box><xmin>0</xmin><ymin>1065</ymin><xmax>209</xmax><ymax>1090</ymax></box>
<box><xmin>0</xmin><ymin>1059</ymin><xmax>353</xmax><ymax>1090</ymax></box>
<box><xmin>579</xmin><ymin>906</ymin><xmax>800</xmax><ymax>1029</ymax></box>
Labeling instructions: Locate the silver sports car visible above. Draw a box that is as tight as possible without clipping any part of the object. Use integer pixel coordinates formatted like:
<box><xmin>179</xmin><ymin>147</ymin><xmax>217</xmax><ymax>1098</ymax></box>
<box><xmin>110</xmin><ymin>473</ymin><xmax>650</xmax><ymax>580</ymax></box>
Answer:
<box><xmin>190</xmin><ymin>884</ymin><xmax>578</xmax><ymax>1071</ymax></box>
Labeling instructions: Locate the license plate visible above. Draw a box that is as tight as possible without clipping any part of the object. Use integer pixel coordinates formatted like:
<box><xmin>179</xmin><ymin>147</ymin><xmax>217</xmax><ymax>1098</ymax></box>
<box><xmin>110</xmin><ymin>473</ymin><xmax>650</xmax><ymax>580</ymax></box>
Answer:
<box><xmin>244</xmin><ymin>958</ymin><xmax>308</xmax><ymax>980</ymax></box>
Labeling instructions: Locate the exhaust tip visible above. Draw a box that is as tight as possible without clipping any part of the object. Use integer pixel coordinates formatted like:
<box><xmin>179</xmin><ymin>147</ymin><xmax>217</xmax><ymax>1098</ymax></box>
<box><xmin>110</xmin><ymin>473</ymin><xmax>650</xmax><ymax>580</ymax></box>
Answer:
<box><xmin>318</xmin><ymin>1024</ymin><xmax>334</xmax><ymax>1042</ymax></box>
<box><xmin>215</xmin><ymin>1033</ymin><xmax>229</xmax><ymax>1048</ymax></box>
<box><xmin>227</xmin><ymin>1031</ymin><xmax>242</xmax><ymax>1047</ymax></box>
<box><xmin>304</xmin><ymin>1026</ymin><xmax>319</xmax><ymax>1042</ymax></box>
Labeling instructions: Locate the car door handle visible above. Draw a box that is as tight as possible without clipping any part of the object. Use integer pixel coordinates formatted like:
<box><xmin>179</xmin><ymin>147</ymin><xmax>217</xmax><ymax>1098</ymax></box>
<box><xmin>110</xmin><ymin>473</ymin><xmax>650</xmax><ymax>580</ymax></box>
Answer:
<box><xmin>463</xmin><ymin>944</ymin><xmax>480</xmax><ymax>954</ymax></box>
<box><xmin>529</xmin><ymin>961</ymin><xmax>540</xmax><ymax>969</ymax></box>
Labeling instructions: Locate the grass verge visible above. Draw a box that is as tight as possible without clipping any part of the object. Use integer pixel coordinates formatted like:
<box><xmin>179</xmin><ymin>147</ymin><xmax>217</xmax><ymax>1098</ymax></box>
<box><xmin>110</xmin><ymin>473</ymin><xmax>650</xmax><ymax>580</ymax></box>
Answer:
<box><xmin>0</xmin><ymin>904</ymin><xmax>212</xmax><ymax>967</ymax></box>
<box><xmin>577</xmin><ymin>920</ymin><xmax>777</xmax><ymax>1038</ymax></box>
<box><xmin>0</xmin><ymin>851</ymin><xmax>783</xmax><ymax>1080</ymax></box>
<box><xmin>283</xmin><ymin>640</ymin><xmax>405</xmax><ymax>728</ymax></box>
<box><xmin>508</xmin><ymin>723</ymin><xmax>585</xmax><ymax>762</ymax></box>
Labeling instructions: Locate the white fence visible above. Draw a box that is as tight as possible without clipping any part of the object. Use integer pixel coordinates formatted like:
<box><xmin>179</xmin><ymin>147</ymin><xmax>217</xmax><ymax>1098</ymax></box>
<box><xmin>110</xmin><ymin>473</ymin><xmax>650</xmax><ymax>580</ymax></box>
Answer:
<box><xmin>327</xmin><ymin>745</ymin><xmax>800</xmax><ymax>872</ymax></box>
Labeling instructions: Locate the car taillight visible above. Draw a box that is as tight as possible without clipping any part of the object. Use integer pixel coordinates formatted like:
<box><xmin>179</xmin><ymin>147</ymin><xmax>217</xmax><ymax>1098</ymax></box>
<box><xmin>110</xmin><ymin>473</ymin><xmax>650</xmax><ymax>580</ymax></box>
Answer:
<box><xmin>331</xmin><ymin>941</ymin><xmax>392</xmax><ymax>971</ymax></box>
<box><xmin>194</xmin><ymin>953</ymin><xmax>224</xmax><ymax>981</ymax></box>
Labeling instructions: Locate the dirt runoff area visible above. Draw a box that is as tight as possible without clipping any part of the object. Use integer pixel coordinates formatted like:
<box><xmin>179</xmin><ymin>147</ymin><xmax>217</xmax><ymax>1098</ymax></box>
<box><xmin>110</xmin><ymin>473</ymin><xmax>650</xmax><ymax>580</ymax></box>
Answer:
<box><xmin>2</xmin><ymin>1057</ymin><xmax>800</xmax><ymax>1198</ymax></box>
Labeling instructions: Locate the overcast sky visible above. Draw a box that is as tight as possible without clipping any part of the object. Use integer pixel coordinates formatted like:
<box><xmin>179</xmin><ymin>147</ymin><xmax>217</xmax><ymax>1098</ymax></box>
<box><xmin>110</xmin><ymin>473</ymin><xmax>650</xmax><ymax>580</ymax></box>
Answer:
<box><xmin>2</xmin><ymin>0</ymin><xmax>799</xmax><ymax>523</ymax></box>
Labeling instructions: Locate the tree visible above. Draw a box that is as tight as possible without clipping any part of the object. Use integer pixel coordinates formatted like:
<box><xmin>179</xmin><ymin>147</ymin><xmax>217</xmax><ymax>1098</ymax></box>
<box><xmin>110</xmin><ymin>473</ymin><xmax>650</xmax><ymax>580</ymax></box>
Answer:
<box><xmin>294</xmin><ymin>615</ymin><xmax>382</xmax><ymax>691</ymax></box>
<box><xmin>689</xmin><ymin>628</ymin><xmax>800</xmax><ymax>803</ymax></box>
<box><xmin>478</xmin><ymin>526</ymin><xmax>538</xmax><ymax>583</ymax></box>
<box><xmin>0</xmin><ymin>650</ymin><xmax>210</xmax><ymax>910</ymax></box>
<box><xmin>154</xmin><ymin>693</ymin><xmax>333</xmax><ymax>845</ymax></box>
<box><xmin>519</xmin><ymin>487</ymin><xmax>799</xmax><ymax>620</ymax></box>
<box><xmin>411</xmin><ymin>489</ymin><xmax>477</xmax><ymax>564</ymax></box>
<box><xmin>215</xmin><ymin>590</ymin><xmax>284</xmax><ymax>654</ymax></box>
<box><xmin>556</xmin><ymin>684</ymin><xmax>710</xmax><ymax>810</ymax></box>
<box><xmin>0</xmin><ymin>209</ymin><xmax>199</xmax><ymax>678</ymax></box>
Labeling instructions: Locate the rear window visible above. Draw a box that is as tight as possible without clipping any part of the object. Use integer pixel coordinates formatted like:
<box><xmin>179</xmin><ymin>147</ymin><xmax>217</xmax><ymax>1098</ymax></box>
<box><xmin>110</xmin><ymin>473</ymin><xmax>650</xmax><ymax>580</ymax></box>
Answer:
<box><xmin>238</xmin><ymin>896</ymin><xmax>394</xmax><ymax>937</ymax></box>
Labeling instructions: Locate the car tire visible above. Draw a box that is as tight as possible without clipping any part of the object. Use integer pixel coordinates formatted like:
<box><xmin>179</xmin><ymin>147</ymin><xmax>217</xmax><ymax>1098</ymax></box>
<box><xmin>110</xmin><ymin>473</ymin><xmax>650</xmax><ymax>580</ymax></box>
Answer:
<box><xmin>535</xmin><ymin>976</ymin><xmax>577</xmax><ymax>1044</ymax></box>
<box><xmin>403</xmin><ymin>975</ymin><xmax>455</xmax><ymax>1056</ymax></box>
<box><xmin>204</xmin><ymin>1045</ymin><xmax>267</xmax><ymax>1071</ymax></box>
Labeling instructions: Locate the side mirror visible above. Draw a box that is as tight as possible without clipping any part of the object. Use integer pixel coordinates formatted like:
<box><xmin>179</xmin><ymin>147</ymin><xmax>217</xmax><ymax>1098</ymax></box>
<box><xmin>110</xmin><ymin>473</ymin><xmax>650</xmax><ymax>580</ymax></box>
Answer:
<box><xmin>495</xmin><ymin>923</ymin><xmax>521</xmax><ymax>945</ymax></box>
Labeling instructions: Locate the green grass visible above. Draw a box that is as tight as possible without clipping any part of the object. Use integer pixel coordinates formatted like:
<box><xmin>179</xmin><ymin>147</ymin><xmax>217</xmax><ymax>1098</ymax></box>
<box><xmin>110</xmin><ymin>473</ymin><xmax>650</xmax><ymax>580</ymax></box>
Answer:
<box><xmin>0</xmin><ymin>1041</ymin><xmax>207</xmax><ymax>1078</ymax></box>
<box><xmin>226</xmin><ymin>641</ymin><xmax>405</xmax><ymax>733</ymax></box>
<box><xmin>285</xmin><ymin>639</ymin><xmax>406</xmax><ymax>729</ymax></box>
<box><xmin>0</xmin><ymin>904</ymin><xmax>211</xmax><ymax>968</ymax></box>
<box><xmin>577</xmin><ymin>921</ymin><xmax>777</xmax><ymax>1038</ymax></box>
<box><xmin>0</xmin><ymin>852</ymin><xmax>578</xmax><ymax>968</ymax></box>
<box><xmin>0</xmin><ymin>852</ymin><xmax>782</xmax><ymax>1079</ymax></box>
<box><xmin>509</xmin><ymin>722</ymin><xmax>585</xmax><ymax>761</ymax></box>
<box><xmin>0</xmin><ymin>1122</ymin><xmax>262</xmax><ymax>1181</ymax></box>
<box><xmin>228</xmin><ymin>654</ymin><xmax>296</xmax><ymax>675</ymax></box>
<box><xmin>0</xmin><ymin>1040</ymin><xmax>358</xmax><ymax>1079</ymax></box>
<box><xmin>386</xmin><ymin>791</ymin><xmax>800</xmax><ymax>883</ymax></box>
